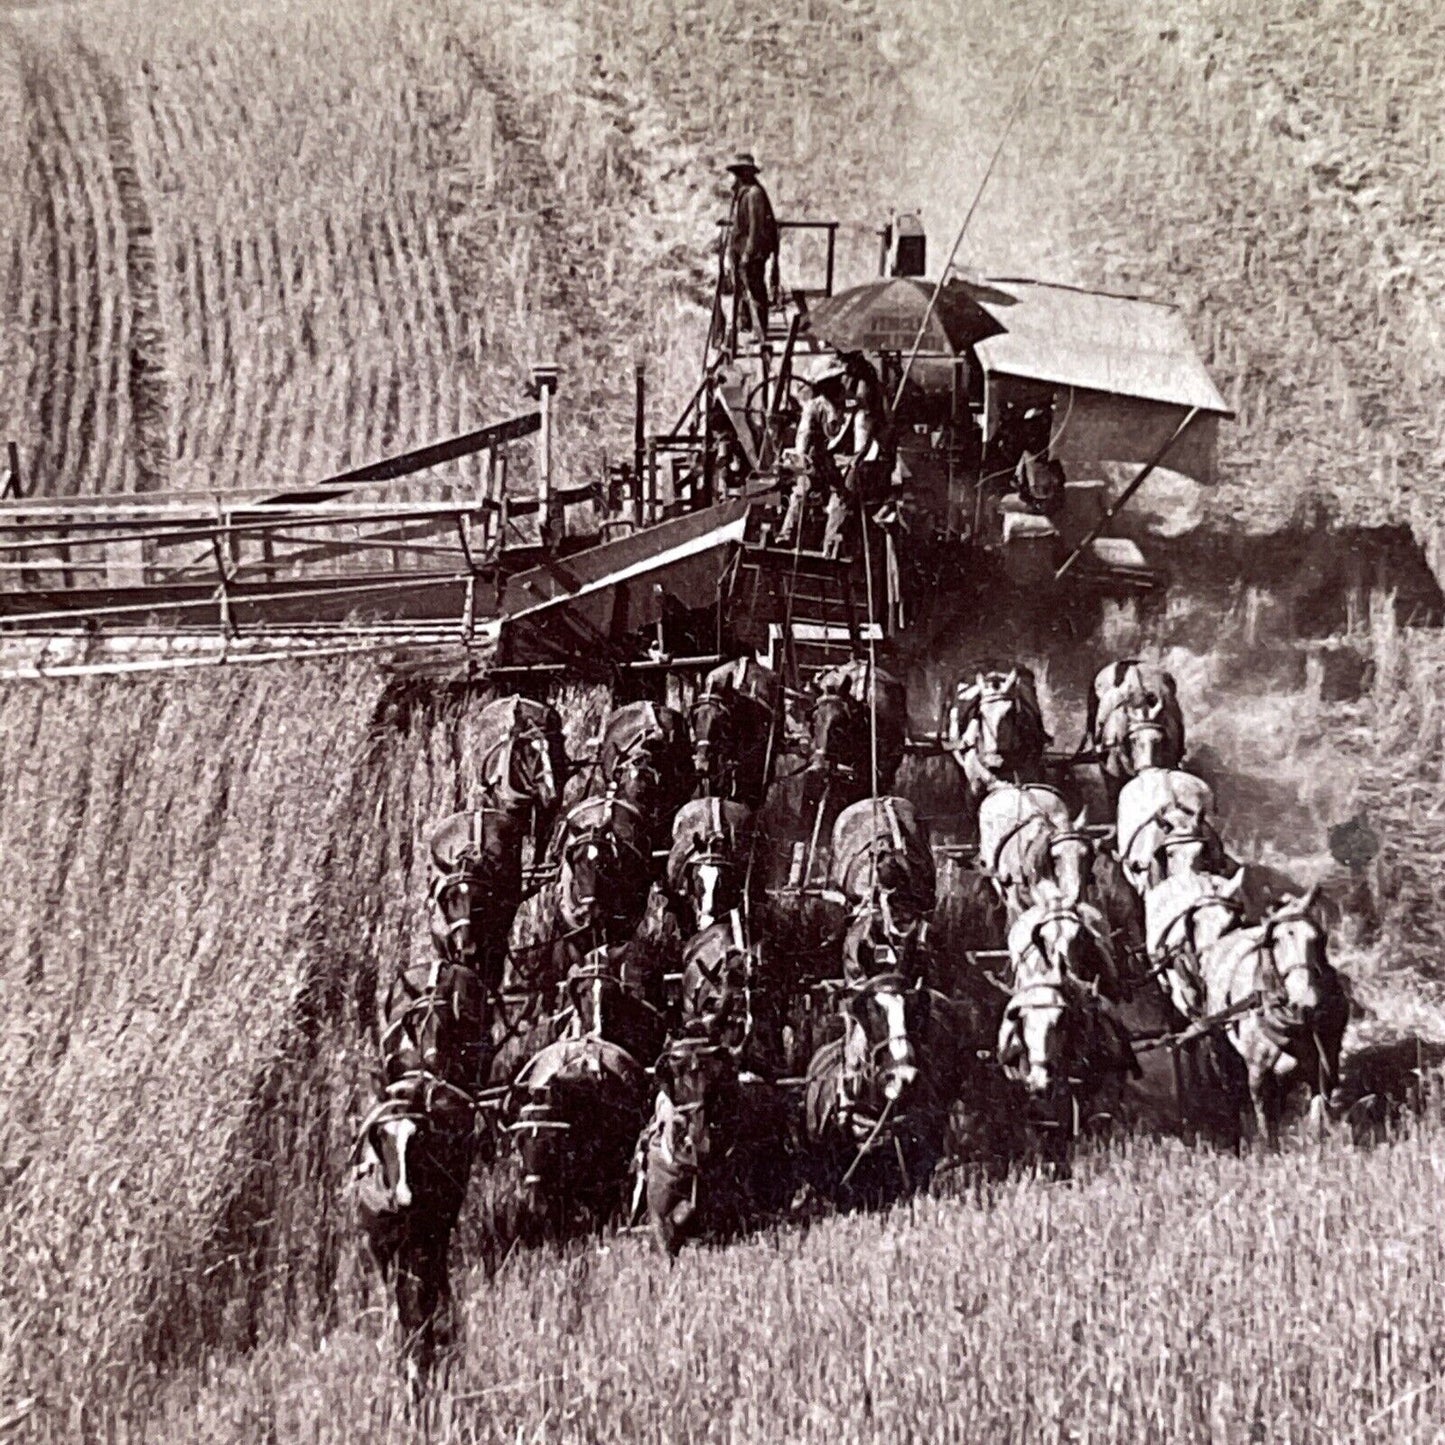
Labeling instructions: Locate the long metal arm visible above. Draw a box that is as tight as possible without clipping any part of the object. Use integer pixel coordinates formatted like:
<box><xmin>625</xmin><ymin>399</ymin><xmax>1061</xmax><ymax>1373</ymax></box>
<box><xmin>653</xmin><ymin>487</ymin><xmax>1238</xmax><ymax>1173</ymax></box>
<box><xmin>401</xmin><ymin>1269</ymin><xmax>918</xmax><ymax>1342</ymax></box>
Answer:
<box><xmin>1053</xmin><ymin>406</ymin><xmax>1200</xmax><ymax>581</ymax></box>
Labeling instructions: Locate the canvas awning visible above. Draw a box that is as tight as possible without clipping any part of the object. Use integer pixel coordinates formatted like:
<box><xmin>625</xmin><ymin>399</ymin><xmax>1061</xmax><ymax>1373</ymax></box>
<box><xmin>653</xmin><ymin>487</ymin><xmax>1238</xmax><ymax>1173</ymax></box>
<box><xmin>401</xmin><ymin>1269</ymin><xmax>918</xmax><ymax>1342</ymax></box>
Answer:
<box><xmin>969</xmin><ymin>278</ymin><xmax>1232</xmax><ymax>417</ymax></box>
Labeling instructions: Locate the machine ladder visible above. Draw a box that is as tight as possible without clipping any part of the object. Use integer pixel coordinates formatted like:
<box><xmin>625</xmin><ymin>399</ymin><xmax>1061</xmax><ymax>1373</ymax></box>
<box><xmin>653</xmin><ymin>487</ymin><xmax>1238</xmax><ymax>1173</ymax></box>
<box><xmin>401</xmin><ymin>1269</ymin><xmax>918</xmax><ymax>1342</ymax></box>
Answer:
<box><xmin>731</xmin><ymin>541</ymin><xmax>869</xmax><ymax>690</ymax></box>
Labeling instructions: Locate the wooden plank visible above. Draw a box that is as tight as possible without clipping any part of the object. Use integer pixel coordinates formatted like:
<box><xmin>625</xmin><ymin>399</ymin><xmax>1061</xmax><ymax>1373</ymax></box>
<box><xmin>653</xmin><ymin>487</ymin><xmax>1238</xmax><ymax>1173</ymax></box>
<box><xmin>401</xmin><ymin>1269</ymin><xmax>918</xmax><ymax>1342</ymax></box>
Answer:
<box><xmin>259</xmin><ymin>412</ymin><xmax>541</xmax><ymax>503</ymax></box>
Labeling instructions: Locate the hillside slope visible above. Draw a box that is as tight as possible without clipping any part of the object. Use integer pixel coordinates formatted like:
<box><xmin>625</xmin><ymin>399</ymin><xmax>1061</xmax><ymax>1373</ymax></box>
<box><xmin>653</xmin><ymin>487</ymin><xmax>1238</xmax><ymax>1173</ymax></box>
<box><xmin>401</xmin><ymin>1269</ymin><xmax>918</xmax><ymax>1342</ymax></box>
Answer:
<box><xmin>5</xmin><ymin>0</ymin><xmax>1444</xmax><ymax>531</ymax></box>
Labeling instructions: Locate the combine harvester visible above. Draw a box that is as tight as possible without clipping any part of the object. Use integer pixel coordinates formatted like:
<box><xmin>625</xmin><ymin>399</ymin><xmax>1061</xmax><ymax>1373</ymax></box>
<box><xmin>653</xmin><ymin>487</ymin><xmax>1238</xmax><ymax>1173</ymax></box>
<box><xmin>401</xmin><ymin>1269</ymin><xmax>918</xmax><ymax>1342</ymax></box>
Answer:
<box><xmin>0</xmin><ymin>208</ymin><xmax>1233</xmax><ymax>692</ymax></box>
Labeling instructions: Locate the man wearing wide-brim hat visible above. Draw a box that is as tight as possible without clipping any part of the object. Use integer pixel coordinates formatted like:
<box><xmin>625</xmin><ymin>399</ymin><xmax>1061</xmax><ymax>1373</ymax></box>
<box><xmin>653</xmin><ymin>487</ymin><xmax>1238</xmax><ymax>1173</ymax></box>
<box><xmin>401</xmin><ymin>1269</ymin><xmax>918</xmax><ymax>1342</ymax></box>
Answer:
<box><xmin>775</xmin><ymin>357</ymin><xmax>850</xmax><ymax>549</ymax></box>
<box><xmin>725</xmin><ymin>153</ymin><xmax>780</xmax><ymax>344</ymax></box>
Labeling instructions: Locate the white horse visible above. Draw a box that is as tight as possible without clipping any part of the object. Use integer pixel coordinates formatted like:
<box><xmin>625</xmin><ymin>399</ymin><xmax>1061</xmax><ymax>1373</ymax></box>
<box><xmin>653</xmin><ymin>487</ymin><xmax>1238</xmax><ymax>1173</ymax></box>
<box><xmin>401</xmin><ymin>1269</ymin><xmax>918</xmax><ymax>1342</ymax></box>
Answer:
<box><xmin>1115</xmin><ymin>768</ymin><xmax>1220</xmax><ymax>897</ymax></box>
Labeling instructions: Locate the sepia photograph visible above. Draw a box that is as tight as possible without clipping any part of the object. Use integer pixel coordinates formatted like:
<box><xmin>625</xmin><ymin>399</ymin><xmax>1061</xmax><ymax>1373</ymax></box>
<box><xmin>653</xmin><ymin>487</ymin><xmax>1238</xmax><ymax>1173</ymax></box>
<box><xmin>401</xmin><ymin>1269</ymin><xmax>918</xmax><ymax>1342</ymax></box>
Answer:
<box><xmin>1</xmin><ymin>0</ymin><xmax>1442</xmax><ymax>1438</ymax></box>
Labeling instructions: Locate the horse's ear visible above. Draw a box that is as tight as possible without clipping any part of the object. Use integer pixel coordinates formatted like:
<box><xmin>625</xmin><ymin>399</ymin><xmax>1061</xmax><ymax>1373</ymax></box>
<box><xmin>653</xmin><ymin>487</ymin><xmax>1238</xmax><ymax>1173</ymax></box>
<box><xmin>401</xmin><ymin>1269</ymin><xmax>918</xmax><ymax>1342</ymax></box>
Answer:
<box><xmin>974</xmin><ymin>672</ymin><xmax>986</xmax><ymax>693</ymax></box>
<box><xmin>1299</xmin><ymin>882</ymin><xmax>1321</xmax><ymax>914</ymax></box>
<box><xmin>1005</xmin><ymin>667</ymin><xmax>1018</xmax><ymax>689</ymax></box>
<box><xmin>1072</xmin><ymin>807</ymin><xmax>1088</xmax><ymax>831</ymax></box>
<box><xmin>997</xmin><ymin>1015</ymin><xmax>1024</xmax><ymax>1067</ymax></box>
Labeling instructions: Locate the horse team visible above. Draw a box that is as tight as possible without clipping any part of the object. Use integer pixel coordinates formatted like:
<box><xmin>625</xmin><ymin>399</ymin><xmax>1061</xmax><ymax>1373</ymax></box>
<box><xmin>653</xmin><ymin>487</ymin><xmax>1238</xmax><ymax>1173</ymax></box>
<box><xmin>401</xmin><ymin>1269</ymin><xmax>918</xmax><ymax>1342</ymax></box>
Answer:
<box><xmin>353</xmin><ymin>656</ymin><xmax>1352</xmax><ymax>1374</ymax></box>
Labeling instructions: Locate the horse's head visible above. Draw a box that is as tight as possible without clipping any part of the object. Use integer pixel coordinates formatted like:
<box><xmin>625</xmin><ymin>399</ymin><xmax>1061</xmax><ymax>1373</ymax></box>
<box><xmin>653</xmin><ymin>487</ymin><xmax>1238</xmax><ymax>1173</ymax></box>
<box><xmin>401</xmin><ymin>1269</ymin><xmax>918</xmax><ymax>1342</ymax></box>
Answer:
<box><xmin>997</xmin><ymin>979</ymin><xmax>1071</xmax><ymax>1098</ymax></box>
<box><xmin>1008</xmin><ymin>883</ymin><xmax>1115</xmax><ymax>994</ymax></box>
<box><xmin>564</xmin><ymin>945</ymin><xmax>667</xmax><ymax>1066</ymax></box>
<box><xmin>844</xmin><ymin>852</ymin><xmax>928</xmax><ymax>978</ymax></box>
<box><xmin>429</xmin><ymin>864</ymin><xmax>486</xmax><ymax>971</ymax></box>
<box><xmin>647</xmin><ymin>1037</ymin><xmax>741</xmax><ymax>1251</ymax></box>
<box><xmin>680</xmin><ymin>915</ymin><xmax>752</xmax><ymax>1047</ymax></box>
<box><xmin>513</xmin><ymin>725</ymin><xmax>561</xmax><ymax>815</ymax></box>
<box><xmin>1145</xmin><ymin>868</ymin><xmax>1246</xmax><ymax>1016</ymax></box>
<box><xmin>602</xmin><ymin>702</ymin><xmax>690</xmax><ymax>821</ymax></box>
<box><xmin>668</xmin><ymin>801</ymin><xmax>752</xmax><ymax>932</ymax></box>
<box><xmin>682</xmin><ymin>830</ymin><xmax>742</xmax><ymax>931</ymax></box>
<box><xmin>689</xmin><ymin>689</ymin><xmax>735</xmax><ymax>796</ymax></box>
<box><xmin>1119</xmin><ymin>696</ymin><xmax>1175</xmax><ymax>775</ymax></box>
<box><xmin>612</xmin><ymin>753</ymin><xmax>667</xmax><ymax>817</ymax></box>
<box><xmin>997</xmin><ymin>976</ymin><xmax>1136</xmax><ymax>1102</ymax></box>
<box><xmin>427</xmin><ymin>811</ymin><xmax>522</xmax><ymax>980</ymax></box>
<box><xmin>482</xmin><ymin>704</ymin><xmax>565</xmax><ymax>841</ymax></box>
<box><xmin>380</xmin><ymin>958</ymin><xmax>490</xmax><ymax>1094</ymax></box>
<box><xmin>808</xmin><ymin>685</ymin><xmax>866</xmax><ymax>777</ymax></box>
<box><xmin>972</xmin><ymin>668</ymin><xmax>1044</xmax><ymax>771</ymax></box>
<box><xmin>558</xmin><ymin>811</ymin><xmax>646</xmax><ymax>933</ymax></box>
<box><xmin>354</xmin><ymin>1074</ymin><xmax>473</xmax><ymax>1214</ymax></box>
<box><xmin>559</xmin><ymin>828</ymin><xmax>613</xmax><ymax>930</ymax></box>
<box><xmin>1259</xmin><ymin>886</ymin><xmax>1334</xmax><ymax>1020</ymax></box>
<box><xmin>655</xmin><ymin>1037</ymin><xmax>740</xmax><ymax>1173</ymax></box>
<box><xmin>840</xmin><ymin>972</ymin><xmax>927</xmax><ymax>1108</ymax></box>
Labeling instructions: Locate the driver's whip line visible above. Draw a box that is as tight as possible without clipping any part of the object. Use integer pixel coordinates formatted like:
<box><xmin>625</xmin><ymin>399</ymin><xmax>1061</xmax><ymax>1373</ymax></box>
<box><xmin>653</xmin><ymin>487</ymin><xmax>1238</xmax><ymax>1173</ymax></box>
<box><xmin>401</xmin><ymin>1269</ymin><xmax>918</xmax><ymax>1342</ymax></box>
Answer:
<box><xmin>860</xmin><ymin>485</ymin><xmax>882</xmax><ymax>896</ymax></box>
<box><xmin>889</xmin><ymin>22</ymin><xmax>1066</xmax><ymax>416</ymax></box>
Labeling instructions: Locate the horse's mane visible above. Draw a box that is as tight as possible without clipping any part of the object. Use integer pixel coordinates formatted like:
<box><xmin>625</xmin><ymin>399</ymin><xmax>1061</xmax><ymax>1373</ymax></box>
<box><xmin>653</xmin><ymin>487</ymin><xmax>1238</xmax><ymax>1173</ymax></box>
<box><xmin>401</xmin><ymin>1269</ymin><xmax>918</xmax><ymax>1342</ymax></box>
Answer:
<box><xmin>1144</xmin><ymin>869</ymin><xmax>1242</xmax><ymax>954</ymax></box>
<box><xmin>428</xmin><ymin>808</ymin><xmax>520</xmax><ymax>875</ymax></box>
<box><xmin>1017</xmin><ymin>826</ymin><xmax>1053</xmax><ymax>883</ymax></box>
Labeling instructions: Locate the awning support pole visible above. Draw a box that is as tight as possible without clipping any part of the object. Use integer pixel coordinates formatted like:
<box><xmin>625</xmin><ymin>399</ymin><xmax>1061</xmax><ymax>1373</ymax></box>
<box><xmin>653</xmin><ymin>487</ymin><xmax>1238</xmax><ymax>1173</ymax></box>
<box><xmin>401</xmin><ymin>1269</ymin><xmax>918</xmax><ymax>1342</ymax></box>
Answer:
<box><xmin>1053</xmin><ymin>406</ymin><xmax>1200</xmax><ymax>581</ymax></box>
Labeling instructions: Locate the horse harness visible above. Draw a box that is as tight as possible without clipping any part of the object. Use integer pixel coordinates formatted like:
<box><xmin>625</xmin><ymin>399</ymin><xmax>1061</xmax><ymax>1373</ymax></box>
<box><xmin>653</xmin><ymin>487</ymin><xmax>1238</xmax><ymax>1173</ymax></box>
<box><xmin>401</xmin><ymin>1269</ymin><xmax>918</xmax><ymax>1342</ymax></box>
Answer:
<box><xmin>1001</xmin><ymin>976</ymin><xmax>1141</xmax><ymax>1102</ymax></box>
<box><xmin>1148</xmin><ymin>890</ymin><xmax>1247</xmax><ymax>1007</ymax></box>
<box><xmin>479</xmin><ymin>720</ymin><xmax>556</xmax><ymax>814</ymax></box>
<box><xmin>429</xmin><ymin>814</ymin><xmax>512</xmax><ymax>959</ymax></box>
<box><xmin>1150</xmin><ymin>902</ymin><xmax>1322</xmax><ymax>1048</ymax></box>
<box><xmin>560</xmin><ymin>796</ymin><xmax>651</xmax><ymax>874</ymax></box>
<box><xmin>1014</xmin><ymin>905</ymin><xmax>1106</xmax><ymax>979</ymax></box>
<box><xmin>683</xmin><ymin>912</ymin><xmax>754</xmax><ymax>1037</ymax></box>
<box><xmin>351</xmin><ymin>1070</ymin><xmax>476</xmax><ymax>1171</ymax></box>
<box><xmin>980</xmin><ymin>787</ymin><xmax>1078</xmax><ymax>878</ymax></box>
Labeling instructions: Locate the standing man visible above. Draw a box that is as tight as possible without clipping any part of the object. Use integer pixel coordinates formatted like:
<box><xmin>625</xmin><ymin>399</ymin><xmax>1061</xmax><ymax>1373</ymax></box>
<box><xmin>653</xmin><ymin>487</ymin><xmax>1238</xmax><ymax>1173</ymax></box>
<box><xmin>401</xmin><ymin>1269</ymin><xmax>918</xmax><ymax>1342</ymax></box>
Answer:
<box><xmin>726</xmin><ymin>153</ymin><xmax>779</xmax><ymax>344</ymax></box>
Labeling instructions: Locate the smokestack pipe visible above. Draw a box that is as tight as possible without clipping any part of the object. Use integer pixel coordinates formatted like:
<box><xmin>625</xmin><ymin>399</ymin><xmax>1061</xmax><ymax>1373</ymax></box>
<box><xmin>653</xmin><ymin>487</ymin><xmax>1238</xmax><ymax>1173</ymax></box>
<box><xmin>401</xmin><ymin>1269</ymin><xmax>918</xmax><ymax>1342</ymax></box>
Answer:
<box><xmin>633</xmin><ymin>362</ymin><xmax>646</xmax><ymax>489</ymax></box>
<box><xmin>530</xmin><ymin>363</ymin><xmax>560</xmax><ymax>546</ymax></box>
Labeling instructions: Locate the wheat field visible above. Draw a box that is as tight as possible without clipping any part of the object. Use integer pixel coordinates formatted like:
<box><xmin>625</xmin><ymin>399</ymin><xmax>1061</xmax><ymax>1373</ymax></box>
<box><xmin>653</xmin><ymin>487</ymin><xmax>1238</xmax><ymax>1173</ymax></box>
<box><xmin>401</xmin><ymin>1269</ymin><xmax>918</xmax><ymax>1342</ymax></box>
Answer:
<box><xmin>4</xmin><ymin>0</ymin><xmax>1445</xmax><ymax>1439</ymax></box>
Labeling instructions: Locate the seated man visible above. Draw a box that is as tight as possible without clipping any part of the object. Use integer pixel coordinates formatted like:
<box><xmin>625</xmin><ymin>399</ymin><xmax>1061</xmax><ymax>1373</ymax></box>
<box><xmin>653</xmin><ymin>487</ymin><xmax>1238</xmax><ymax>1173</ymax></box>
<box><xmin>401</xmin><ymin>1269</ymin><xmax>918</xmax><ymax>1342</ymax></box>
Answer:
<box><xmin>776</xmin><ymin>361</ymin><xmax>849</xmax><ymax>548</ymax></box>
<box><xmin>821</xmin><ymin>352</ymin><xmax>896</xmax><ymax>560</ymax></box>
<box><xmin>1013</xmin><ymin>445</ymin><xmax>1067</xmax><ymax>519</ymax></box>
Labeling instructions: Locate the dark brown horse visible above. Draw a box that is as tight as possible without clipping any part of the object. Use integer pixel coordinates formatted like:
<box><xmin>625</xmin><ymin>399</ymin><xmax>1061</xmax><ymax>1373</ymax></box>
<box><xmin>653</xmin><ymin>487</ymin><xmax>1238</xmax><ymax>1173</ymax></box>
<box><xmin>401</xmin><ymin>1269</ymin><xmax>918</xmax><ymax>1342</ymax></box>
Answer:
<box><xmin>426</xmin><ymin>808</ymin><xmax>525</xmax><ymax>993</ymax></box>
<box><xmin>551</xmin><ymin>796</ymin><xmax>655</xmax><ymax>940</ymax></box>
<box><xmin>665</xmin><ymin>798</ymin><xmax>755</xmax><ymax>935</ymax></box>
<box><xmin>802</xmin><ymin>973</ymin><xmax>973</xmax><ymax>1208</ymax></box>
<box><xmin>677</xmin><ymin>910</ymin><xmax>754</xmax><ymax>1049</ymax></box>
<box><xmin>641</xmin><ymin>1034</ymin><xmax>794</xmax><ymax>1254</ymax></box>
<box><xmin>830</xmin><ymin>797</ymin><xmax>937</xmax><ymax>984</ymax></box>
<box><xmin>689</xmin><ymin>657</ymin><xmax>781</xmax><ymax>807</ymax></box>
<box><xmin>358</xmin><ymin>942</ymin><xmax>487</xmax><ymax>1382</ymax></box>
<box><xmin>475</xmin><ymin>695</ymin><xmax>569</xmax><ymax>854</ymax></box>
<box><xmin>353</xmin><ymin>1072</ymin><xmax>475</xmax><ymax>1384</ymax></box>
<box><xmin>506</xmin><ymin>945</ymin><xmax>668</xmax><ymax>1229</ymax></box>
<box><xmin>593</xmin><ymin>700</ymin><xmax>694</xmax><ymax>849</ymax></box>
<box><xmin>380</xmin><ymin>956</ymin><xmax>491</xmax><ymax>1096</ymax></box>
<box><xmin>804</xmin><ymin>659</ymin><xmax>907</xmax><ymax>792</ymax></box>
